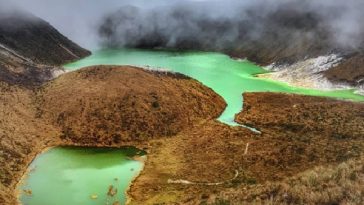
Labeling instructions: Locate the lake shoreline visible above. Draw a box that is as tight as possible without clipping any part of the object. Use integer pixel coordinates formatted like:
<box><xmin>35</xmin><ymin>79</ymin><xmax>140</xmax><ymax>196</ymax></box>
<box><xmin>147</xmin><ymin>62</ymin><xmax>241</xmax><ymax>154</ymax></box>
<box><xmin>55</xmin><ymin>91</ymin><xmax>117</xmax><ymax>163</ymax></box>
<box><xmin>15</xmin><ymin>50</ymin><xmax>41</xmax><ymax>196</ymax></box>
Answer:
<box><xmin>1</xmin><ymin>65</ymin><xmax>225</xmax><ymax>204</ymax></box>
<box><xmin>3</xmin><ymin>50</ymin><xmax>364</xmax><ymax>204</ymax></box>
<box><xmin>17</xmin><ymin>146</ymin><xmax>147</xmax><ymax>205</ymax></box>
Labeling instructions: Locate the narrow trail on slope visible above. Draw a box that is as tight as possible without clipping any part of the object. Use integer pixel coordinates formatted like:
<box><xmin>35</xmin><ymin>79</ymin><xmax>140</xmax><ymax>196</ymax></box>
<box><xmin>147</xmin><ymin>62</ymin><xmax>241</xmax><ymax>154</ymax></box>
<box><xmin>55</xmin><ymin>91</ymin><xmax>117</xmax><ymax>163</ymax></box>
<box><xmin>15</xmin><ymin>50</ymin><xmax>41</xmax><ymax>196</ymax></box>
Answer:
<box><xmin>167</xmin><ymin>170</ymin><xmax>239</xmax><ymax>186</ymax></box>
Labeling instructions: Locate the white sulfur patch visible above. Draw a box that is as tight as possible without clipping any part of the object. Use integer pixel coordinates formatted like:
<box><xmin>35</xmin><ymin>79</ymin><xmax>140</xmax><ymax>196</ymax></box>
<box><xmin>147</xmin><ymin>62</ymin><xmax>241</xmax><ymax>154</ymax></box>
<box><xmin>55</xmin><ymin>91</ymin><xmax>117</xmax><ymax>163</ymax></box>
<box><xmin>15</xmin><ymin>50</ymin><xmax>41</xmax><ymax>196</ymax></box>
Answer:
<box><xmin>141</xmin><ymin>65</ymin><xmax>174</xmax><ymax>73</ymax></box>
<box><xmin>356</xmin><ymin>85</ymin><xmax>364</xmax><ymax>95</ymax></box>
<box><xmin>312</xmin><ymin>54</ymin><xmax>343</xmax><ymax>72</ymax></box>
<box><xmin>52</xmin><ymin>68</ymin><xmax>67</xmax><ymax>78</ymax></box>
<box><xmin>266</xmin><ymin>54</ymin><xmax>343</xmax><ymax>73</ymax></box>
<box><xmin>262</xmin><ymin>54</ymin><xmax>364</xmax><ymax>95</ymax></box>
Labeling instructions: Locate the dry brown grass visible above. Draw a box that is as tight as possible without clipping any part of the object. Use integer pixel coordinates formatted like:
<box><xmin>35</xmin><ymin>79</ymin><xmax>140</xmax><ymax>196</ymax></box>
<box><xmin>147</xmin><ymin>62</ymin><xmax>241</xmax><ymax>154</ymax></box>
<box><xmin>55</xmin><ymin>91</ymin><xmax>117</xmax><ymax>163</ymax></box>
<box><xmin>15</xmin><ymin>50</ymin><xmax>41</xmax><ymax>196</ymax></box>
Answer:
<box><xmin>284</xmin><ymin>158</ymin><xmax>364</xmax><ymax>205</ymax></box>
<box><xmin>0</xmin><ymin>66</ymin><xmax>225</xmax><ymax>204</ymax></box>
<box><xmin>0</xmin><ymin>81</ymin><xmax>59</xmax><ymax>204</ymax></box>
<box><xmin>38</xmin><ymin>66</ymin><xmax>225</xmax><ymax>144</ymax></box>
<box><xmin>1</xmin><ymin>74</ymin><xmax>363</xmax><ymax>204</ymax></box>
<box><xmin>215</xmin><ymin>156</ymin><xmax>364</xmax><ymax>205</ymax></box>
<box><xmin>129</xmin><ymin>93</ymin><xmax>364</xmax><ymax>205</ymax></box>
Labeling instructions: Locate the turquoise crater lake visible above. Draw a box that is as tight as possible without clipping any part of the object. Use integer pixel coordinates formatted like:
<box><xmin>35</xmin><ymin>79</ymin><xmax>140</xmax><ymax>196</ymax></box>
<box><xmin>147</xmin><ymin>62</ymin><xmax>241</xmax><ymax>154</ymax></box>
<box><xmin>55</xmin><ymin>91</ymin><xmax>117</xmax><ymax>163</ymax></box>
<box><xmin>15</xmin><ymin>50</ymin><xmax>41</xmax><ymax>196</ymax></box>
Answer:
<box><xmin>18</xmin><ymin>48</ymin><xmax>364</xmax><ymax>205</ymax></box>
<box><xmin>65</xmin><ymin>48</ymin><xmax>364</xmax><ymax>125</ymax></box>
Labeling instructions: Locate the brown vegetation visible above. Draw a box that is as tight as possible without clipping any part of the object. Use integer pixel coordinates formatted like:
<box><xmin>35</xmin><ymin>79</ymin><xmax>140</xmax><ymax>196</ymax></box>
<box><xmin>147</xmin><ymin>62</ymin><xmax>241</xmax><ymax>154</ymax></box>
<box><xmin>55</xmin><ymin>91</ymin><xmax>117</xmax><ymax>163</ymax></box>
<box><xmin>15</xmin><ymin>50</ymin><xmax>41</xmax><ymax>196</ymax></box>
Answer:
<box><xmin>0</xmin><ymin>81</ymin><xmax>59</xmax><ymax>204</ymax></box>
<box><xmin>1</xmin><ymin>67</ymin><xmax>363</xmax><ymax>204</ymax></box>
<box><xmin>38</xmin><ymin>66</ymin><xmax>225</xmax><ymax>144</ymax></box>
<box><xmin>0</xmin><ymin>66</ymin><xmax>225</xmax><ymax>204</ymax></box>
<box><xmin>129</xmin><ymin>92</ymin><xmax>364</xmax><ymax>205</ymax></box>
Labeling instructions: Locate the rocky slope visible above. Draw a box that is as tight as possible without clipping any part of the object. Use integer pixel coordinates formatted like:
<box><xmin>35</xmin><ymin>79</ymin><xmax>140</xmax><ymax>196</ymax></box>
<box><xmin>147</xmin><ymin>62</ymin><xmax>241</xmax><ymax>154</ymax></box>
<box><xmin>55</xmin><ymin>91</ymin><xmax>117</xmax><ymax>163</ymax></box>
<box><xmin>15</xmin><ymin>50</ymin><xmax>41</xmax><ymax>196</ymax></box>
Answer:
<box><xmin>324</xmin><ymin>53</ymin><xmax>364</xmax><ymax>90</ymax></box>
<box><xmin>0</xmin><ymin>10</ymin><xmax>91</xmax><ymax>86</ymax></box>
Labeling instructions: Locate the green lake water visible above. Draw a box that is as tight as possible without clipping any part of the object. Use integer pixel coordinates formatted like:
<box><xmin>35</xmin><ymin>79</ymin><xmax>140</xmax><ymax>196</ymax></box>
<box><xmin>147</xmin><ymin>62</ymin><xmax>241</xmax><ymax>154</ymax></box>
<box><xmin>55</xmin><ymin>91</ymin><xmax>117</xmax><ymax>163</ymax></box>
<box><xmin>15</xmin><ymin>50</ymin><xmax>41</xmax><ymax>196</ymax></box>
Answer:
<box><xmin>65</xmin><ymin>48</ymin><xmax>364</xmax><ymax>125</ymax></box>
<box><xmin>19</xmin><ymin>48</ymin><xmax>364</xmax><ymax>205</ymax></box>
<box><xmin>19</xmin><ymin>147</ymin><xmax>145</xmax><ymax>205</ymax></box>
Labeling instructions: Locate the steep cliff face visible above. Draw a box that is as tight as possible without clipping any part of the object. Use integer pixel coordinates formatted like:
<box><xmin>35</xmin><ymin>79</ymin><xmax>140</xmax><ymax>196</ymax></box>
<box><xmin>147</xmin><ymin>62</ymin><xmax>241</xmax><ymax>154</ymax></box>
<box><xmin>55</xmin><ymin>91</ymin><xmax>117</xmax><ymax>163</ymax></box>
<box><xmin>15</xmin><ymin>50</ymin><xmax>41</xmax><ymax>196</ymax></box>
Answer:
<box><xmin>0</xmin><ymin>10</ymin><xmax>91</xmax><ymax>86</ymax></box>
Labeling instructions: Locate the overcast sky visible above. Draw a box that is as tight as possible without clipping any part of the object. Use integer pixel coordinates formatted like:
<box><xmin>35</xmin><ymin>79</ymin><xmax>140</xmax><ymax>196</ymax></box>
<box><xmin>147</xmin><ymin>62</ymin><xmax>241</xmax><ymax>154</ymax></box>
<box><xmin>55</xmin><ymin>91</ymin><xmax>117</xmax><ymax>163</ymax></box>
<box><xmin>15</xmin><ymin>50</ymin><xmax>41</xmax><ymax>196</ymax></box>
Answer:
<box><xmin>2</xmin><ymin>0</ymin><xmax>364</xmax><ymax>51</ymax></box>
<box><xmin>6</xmin><ymin>0</ymin><xmax>137</xmax><ymax>48</ymax></box>
<box><xmin>4</xmin><ymin>0</ymin><xmax>191</xmax><ymax>48</ymax></box>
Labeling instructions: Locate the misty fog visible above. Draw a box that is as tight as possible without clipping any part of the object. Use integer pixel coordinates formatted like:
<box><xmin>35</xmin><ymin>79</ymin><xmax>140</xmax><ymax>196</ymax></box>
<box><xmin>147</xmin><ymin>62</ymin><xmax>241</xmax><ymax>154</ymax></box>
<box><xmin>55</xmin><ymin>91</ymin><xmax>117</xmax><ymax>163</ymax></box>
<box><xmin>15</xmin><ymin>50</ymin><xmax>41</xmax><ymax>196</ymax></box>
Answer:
<box><xmin>97</xmin><ymin>0</ymin><xmax>364</xmax><ymax>54</ymax></box>
<box><xmin>1</xmin><ymin>0</ymin><xmax>364</xmax><ymax>52</ymax></box>
<box><xmin>0</xmin><ymin>0</ymin><xmax>194</xmax><ymax>48</ymax></box>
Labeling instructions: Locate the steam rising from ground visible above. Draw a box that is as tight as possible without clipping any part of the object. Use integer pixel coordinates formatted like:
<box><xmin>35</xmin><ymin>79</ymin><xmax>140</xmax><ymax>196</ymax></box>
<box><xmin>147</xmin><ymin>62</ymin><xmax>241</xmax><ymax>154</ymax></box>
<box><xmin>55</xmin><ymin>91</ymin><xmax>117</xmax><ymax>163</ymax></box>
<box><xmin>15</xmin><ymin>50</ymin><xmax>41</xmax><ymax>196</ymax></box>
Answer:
<box><xmin>98</xmin><ymin>0</ymin><xmax>364</xmax><ymax>53</ymax></box>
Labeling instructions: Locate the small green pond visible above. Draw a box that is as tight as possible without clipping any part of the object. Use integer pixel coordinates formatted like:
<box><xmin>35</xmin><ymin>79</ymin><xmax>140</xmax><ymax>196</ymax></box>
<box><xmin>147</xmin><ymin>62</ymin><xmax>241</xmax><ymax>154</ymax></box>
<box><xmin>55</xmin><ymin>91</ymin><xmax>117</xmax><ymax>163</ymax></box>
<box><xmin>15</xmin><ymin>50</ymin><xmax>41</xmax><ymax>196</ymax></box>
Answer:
<box><xmin>18</xmin><ymin>147</ymin><xmax>145</xmax><ymax>205</ymax></box>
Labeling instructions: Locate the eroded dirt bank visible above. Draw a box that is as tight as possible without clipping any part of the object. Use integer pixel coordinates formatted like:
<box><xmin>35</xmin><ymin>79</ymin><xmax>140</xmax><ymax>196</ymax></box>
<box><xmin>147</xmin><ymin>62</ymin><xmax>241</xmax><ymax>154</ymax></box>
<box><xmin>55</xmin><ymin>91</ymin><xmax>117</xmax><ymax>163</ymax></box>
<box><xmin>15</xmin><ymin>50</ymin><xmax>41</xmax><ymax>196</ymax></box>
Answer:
<box><xmin>0</xmin><ymin>66</ymin><xmax>225</xmax><ymax>204</ymax></box>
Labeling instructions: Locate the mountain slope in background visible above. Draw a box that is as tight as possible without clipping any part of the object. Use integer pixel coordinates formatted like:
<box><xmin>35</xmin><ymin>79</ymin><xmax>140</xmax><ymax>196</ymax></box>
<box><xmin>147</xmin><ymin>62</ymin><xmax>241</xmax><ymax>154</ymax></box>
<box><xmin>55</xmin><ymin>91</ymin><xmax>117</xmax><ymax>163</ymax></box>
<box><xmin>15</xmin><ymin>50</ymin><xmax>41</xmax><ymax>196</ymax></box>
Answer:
<box><xmin>0</xmin><ymin>10</ymin><xmax>90</xmax><ymax>86</ymax></box>
<box><xmin>98</xmin><ymin>2</ymin><xmax>364</xmax><ymax>93</ymax></box>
